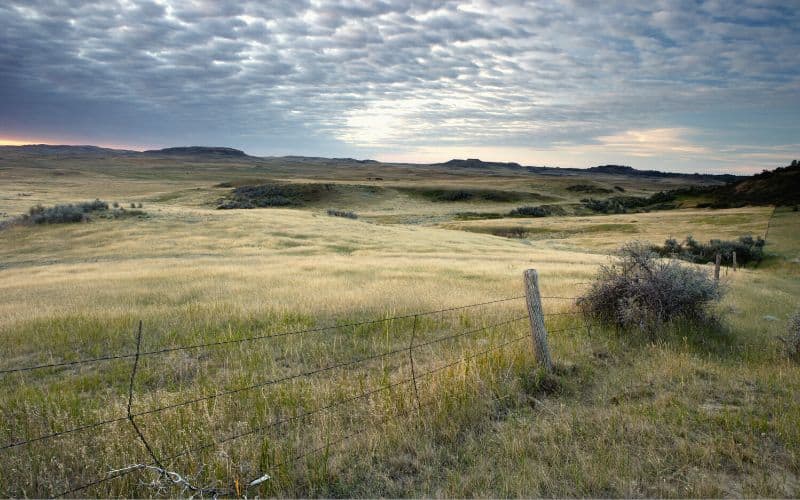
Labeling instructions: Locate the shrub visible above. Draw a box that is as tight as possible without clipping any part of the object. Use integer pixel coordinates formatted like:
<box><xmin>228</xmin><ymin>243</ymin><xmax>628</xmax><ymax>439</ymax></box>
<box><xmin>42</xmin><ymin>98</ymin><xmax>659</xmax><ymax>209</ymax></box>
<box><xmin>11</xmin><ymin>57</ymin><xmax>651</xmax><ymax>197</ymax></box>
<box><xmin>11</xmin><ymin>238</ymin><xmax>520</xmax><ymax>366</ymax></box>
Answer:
<box><xmin>781</xmin><ymin>311</ymin><xmax>800</xmax><ymax>362</ymax></box>
<box><xmin>652</xmin><ymin>235</ymin><xmax>765</xmax><ymax>266</ymax></box>
<box><xmin>507</xmin><ymin>204</ymin><xmax>565</xmax><ymax>218</ymax></box>
<box><xmin>566</xmin><ymin>184</ymin><xmax>613</xmax><ymax>194</ymax></box>
<box><xmin>578</xmin><ymin>242</ymin><xmax>723</xmax><ymax>334</ymax></box>
<box><xmin>0</xmin><ymin>199</ymin><xmax>131</xmax><ymax>229</ymax></box>
<box><xmin>582</xmin><ymin>192</ymin><xmax>677</xmax><ymax>214</ymax></box>
<box><xmin>217</xmin><ymin>182</ymin><xmax>338</xmax><ymax>209</ymax></box>
<box><xmin>26</xmin><ymin>204</ymin><xmax>87</xmax><ymax>224</ymax></box>
<box><xmin>23</xmin><ymin>199</ymin><xmax>109</xmax><ymax>224</ymax></box>
<box><xmin>508</xmin><ymin>206</ymin><xmax>549</xmax><ymax>217</ymax></box>
<box><xmin>402</xmin><ymin>187</ymin><xmax>527</xmax><ymax>203</ymax></box>
<box><xmin>326</xmin><ymin>209</ymin><xmax>358</xmax><ymax>219</ymax></box>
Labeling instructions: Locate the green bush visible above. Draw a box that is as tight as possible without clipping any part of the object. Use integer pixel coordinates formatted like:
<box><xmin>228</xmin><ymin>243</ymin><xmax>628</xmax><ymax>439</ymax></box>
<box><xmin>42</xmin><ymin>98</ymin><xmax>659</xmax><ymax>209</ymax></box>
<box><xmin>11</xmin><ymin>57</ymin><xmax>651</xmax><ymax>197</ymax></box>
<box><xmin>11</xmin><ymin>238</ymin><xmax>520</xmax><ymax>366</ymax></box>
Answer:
<box><xmin>508</xmin><ymin>206</ymin><xmax>549</xmax><ymax>217</ymax></box>
<box><xmin>25</xmin><ymin>199</ymin><xmax>109</xmax><ymax>224</ymax></box>
<box><xmin>217</xmin><ymin>182</ymin><xmax>338</xmax><ymax>209</ymax></box>
<box><xmin>652</xmin><ymin>235</ymin><xmax>765</xmax><ymax>266</ymax></box>
<box><xmin>507</xmin><ymin>204</ymin><xmax>565</xmax><ymax>218</ymax></box>
<box><xmin>0</xmin><ymin>200</ymin><xmax>147</xmax><ymax>229</ymax></box>
<box><xmin>578</xmin><ymin>242</ymin><xmax>723</xmax><ymax>334</ymax></box>
<box><xmin>566</xmin><ymin>184</ymin><xmax>612</xmax><ymax>194</ymax></box>
<box><xmin>582</xmin><ymin>192</ymin><xmax>677</xmax><ymax>214</ymax></box>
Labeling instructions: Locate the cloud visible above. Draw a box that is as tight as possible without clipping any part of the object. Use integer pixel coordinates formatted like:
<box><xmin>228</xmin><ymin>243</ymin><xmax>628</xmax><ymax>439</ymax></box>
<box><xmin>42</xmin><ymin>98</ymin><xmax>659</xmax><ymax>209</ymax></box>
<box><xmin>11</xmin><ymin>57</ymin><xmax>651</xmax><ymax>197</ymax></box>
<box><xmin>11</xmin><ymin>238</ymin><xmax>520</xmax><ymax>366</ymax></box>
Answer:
<box><xmin>588</xmin><ymin>128</ymin><xmax>710</xmax><ymax>158</ymax></box>
<box><xmin>0</xmin><ymin>0</ymin><xmax>797</xmax><ymax>171</ymax></box>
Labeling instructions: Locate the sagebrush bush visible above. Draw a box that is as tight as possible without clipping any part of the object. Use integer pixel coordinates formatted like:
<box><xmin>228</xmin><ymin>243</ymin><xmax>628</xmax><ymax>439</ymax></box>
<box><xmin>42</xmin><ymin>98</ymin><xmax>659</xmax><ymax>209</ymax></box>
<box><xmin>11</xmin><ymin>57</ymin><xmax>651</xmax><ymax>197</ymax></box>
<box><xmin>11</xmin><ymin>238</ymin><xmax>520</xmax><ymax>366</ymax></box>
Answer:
<box><xmin>781</xmin><ymin>311</ymin><xmax>800</xmax><ymax>362</ymax></box>
<box><xmin>24</xmin><ymin>199</ymin><xmax>109</xmax><ymax>224</ymax></box>
<box><xmin>578</xmin><ymin>242</ymin><xmax>723</xmax><ymax>334</ymax></box>
<box><xmin>0</xmin><ymin>199</ymin><xmax>137</xmax><ymax>230</ymax></box>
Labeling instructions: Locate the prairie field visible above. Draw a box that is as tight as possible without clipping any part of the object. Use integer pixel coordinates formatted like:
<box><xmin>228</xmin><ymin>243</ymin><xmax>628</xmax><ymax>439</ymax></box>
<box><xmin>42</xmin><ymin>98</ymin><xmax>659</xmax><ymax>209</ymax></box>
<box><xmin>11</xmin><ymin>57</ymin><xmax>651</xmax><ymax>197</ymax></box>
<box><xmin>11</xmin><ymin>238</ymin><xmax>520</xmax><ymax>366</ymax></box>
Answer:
<box><xmin>0</xmin><ymin>155</ymin><xmax>798</xmax><ymax>497</ymax></box>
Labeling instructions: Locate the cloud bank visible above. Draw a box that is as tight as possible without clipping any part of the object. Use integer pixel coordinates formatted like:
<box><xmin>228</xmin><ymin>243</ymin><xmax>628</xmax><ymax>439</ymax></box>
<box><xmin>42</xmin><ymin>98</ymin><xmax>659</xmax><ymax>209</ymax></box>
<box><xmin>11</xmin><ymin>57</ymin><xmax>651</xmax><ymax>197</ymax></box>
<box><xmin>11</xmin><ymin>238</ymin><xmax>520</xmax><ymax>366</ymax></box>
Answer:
<box><xmin>1</xmin><ymin>0</ymin><xmax>798</xmax><ymax>172</ymax></box>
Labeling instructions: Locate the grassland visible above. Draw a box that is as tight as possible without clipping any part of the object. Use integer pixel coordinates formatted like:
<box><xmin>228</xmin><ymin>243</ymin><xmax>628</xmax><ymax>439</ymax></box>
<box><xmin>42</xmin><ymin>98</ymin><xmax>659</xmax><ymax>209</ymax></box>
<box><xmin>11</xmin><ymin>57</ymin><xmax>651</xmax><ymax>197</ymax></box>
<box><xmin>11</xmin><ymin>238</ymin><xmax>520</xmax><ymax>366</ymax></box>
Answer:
<box><xmin>0</xmin><ymin>153</ymin><xmax>798</xmax><ymax>497</ymax></box>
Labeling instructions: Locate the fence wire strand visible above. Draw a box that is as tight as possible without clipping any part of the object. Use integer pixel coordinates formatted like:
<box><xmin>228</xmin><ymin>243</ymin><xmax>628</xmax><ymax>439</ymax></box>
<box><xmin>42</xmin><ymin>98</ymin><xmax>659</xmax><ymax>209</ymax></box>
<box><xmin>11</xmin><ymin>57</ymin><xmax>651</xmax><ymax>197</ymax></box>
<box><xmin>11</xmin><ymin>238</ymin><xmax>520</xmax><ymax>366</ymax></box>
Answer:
<box><xmin>2</xmin><ymin>314</ymin><xmax>532</xmax><ymax>451</ymax></box>
<box><xmin>1</xmin><ymin>296</ymin><xmax>526</xmax><ymax>375</ymax></box>
<box><xmin>53</xmin><ymin>326</ymin><xmax>553</xmax><ymax>498</ymax></box>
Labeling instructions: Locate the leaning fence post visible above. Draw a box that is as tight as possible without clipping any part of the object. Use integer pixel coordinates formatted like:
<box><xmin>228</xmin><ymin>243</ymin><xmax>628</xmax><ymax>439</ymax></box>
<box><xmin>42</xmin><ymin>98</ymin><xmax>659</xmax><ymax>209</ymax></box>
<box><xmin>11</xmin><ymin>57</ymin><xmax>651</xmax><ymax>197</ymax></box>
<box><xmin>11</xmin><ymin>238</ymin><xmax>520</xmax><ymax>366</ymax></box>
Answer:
<box><xmin>714</xmin><ymin>253</ymin><xmax>721</xmax><ymax>281</ymax></box>
<box><xmin>732</xmin><ymin>251</ymin><xmax>737</xmax><ymax>272</ymax></box>
<box><xmin>523</xmin><ymin>269</ymin><xmax>553</xmax><ymax>373</ymax></box>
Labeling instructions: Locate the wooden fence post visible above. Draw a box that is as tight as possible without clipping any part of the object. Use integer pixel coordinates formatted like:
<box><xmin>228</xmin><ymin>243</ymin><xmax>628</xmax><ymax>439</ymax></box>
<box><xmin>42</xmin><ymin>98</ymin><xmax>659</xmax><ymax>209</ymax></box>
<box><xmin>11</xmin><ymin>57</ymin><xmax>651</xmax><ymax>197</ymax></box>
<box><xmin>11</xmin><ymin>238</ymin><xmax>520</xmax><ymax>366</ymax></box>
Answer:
<box><xmin>714</xmin><ymin>253</ymin><xmax>721</xmax><ymax>281</ymax></box>
<box><xmin>524</xmin><ymin>269</ymin><xmax>553</xmax><ymax>373</ymax></box>
<box><xmin>732</xmin><ymin>251</ymin><xmax>737</xmax><ymax>272</ymax></box>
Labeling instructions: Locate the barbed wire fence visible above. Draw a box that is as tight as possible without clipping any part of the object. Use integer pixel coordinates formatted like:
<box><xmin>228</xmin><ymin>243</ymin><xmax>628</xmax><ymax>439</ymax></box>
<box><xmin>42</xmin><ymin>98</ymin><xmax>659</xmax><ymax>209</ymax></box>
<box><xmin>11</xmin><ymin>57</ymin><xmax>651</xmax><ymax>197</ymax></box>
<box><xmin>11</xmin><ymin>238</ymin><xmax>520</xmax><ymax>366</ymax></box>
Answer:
<box><xmin>0</xmin><ymin>270</ymin><xmax>590</xmax><ymax>498</ymax></box>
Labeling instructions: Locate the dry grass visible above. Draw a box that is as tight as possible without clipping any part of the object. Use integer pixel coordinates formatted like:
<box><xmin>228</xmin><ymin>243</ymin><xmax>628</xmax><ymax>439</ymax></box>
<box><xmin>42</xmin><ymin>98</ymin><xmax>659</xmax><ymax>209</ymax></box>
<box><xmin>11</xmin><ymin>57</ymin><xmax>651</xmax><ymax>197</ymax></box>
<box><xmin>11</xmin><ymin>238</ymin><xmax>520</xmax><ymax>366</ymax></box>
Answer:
<box><xmin>0</xmin><ymin>160</ymin><xmax>798</xmax><ymax>497</ymax></box>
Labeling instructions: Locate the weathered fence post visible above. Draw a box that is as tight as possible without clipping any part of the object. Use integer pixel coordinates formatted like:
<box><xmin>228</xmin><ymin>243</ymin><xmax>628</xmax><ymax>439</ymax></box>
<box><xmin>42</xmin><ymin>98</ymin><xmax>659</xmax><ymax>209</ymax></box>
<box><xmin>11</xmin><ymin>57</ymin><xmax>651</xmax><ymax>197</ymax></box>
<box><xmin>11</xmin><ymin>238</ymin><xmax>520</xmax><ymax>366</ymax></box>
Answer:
<box><xmin>732</xmin><ymin>251</ymin><xmax>737</xmax><ymax>272</ymax></box>
<box><xmin>523</xmin><ymin>269</ymin><xmax>553</xmax><ymax>373</ymax></box>
<box><xmin>714</xmin><ymin>253</ymin><xmax>721</xmax><ymax>281</ymax></box>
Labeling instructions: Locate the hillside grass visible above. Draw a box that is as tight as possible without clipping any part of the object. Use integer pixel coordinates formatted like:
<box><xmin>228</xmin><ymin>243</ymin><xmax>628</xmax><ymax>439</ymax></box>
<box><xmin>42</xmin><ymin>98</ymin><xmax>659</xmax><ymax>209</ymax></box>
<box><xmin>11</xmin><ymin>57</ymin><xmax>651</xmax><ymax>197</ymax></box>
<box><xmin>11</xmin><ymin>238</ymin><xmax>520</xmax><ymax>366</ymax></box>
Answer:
<box><xmin>0</xmin><ymin>161</ymin><xmax>798</xmax><ymax>497</ymax></box>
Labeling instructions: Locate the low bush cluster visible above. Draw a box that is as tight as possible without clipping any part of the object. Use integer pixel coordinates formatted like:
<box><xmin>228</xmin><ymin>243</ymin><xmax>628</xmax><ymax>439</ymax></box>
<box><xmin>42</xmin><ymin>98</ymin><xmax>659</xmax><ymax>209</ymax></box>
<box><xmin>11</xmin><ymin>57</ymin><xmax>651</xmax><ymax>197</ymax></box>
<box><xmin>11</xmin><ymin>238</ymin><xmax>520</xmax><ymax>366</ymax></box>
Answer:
<box><xmin>218</xmin><ymin>182</ymin><xmax>337</xmax><ymax>209</ymax></box>
<box><xmin>507</xmin><ymin>204</ymin><xmax>565</xmax><ymax>218</ymax></box>
<box><xmin>508</xmin><ymin>206</ymin><xmax>549</xmax><ymax>217</ymax></box>
<box><xmin>652</xmin><ymin>235</ymin><xmax>765</xmax><ymax>266</ymax></box>
<box><xmin>566</xmin><ymin>184</ymin><xmax>613</xmax><ymax>194</ymax></box>
<box><xmin>24</xmin><ymin>199</ymin><xmax>108</xmax><ymax>224</ymax></box>
<box><xmin>582</xmin><ymin>191</ymin><xmax>677</xmax><ymax>214</ymax></box>
<box><xmin>578</xmin><ymin>242</ymin><xmax>723</xmax><ymax>334</ymax></box>
<box><xmin>326</xmin><ymin>209</ymin><xmax>358</xmax><ymax>219</ymax></box>
<box><xmin>0</xmin><ymin>200</ymin><xmax>146</xmax><ymax>229</ymax></box>
<box><xmin>407</xmin><ymin>187</ymin><xmax>526</xmax><ymax>203</ymax></box>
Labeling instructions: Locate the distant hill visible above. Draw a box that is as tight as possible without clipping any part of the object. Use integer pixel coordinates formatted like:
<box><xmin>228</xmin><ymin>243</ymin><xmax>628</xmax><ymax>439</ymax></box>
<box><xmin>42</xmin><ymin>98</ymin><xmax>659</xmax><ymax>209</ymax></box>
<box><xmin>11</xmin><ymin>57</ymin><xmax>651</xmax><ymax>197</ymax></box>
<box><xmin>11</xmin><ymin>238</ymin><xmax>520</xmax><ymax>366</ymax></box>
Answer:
<box><xmin>708</xmin><ymin>161</ymin><xmax>800</xmax><ymax>206</ymax></box>
<box><xmin>434</xmin><ymin>158</ymin><xmax>523</xmax><ymax>169</ymax></box>
<box><xmin>143</xmin><ymin>146</ymin><xmax>248</xmax><ymax>157</ymax></box>
<box><xmin>431</xmin><ymin>158</ymin><xmax>739</xmax><ymax>182</ymax></box>
<box><xmin>587</xmin><ymin>164</ymin><xmax>741</xmax><ymax>183</ymax></box>
<box><xmin>0</xmin><ymin>144</ymin><xmax>138</xmax><ymax>157</ymax></box>
<box><xmin>0</xmin><ymin>145</ymin><xmax>756</xmax><ymax>186</ymax></box>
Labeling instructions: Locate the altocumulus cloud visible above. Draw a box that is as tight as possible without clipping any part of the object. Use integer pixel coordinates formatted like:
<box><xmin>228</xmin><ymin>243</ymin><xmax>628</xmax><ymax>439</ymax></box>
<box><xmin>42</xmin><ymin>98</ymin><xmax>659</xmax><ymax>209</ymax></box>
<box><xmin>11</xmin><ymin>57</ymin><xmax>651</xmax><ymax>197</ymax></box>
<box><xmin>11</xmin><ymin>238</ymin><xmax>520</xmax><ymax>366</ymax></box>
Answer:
<box><xmin>0</xmin><ymin>0</ymin><xmax>798</xmax><ymax>172</ymax></box>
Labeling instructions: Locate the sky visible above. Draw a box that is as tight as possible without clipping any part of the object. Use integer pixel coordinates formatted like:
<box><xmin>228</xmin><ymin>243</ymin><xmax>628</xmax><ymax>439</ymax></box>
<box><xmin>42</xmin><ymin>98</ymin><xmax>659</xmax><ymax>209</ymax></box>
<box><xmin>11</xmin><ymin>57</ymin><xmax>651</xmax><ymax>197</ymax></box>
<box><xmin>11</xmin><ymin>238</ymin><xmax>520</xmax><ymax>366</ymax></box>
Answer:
<box><xmin>1</xmin><ymin>0</ymin><xmax>798</xmax><ymax>173</ymax></box>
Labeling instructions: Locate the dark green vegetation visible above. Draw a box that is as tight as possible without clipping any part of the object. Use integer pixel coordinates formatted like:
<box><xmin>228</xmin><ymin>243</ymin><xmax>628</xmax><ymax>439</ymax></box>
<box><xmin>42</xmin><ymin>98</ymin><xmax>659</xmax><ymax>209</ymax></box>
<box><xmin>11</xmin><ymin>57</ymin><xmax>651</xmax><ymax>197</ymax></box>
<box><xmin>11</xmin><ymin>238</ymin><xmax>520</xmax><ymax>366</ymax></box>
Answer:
<box><xmin>398</xmin><ymin>186</ymin><xmax>544</xmax><ymax>203</ymax></box>
<box><xmin>652</xmin><ymin>235</ymin><xmax>765</xmax><ymax>266</ymax></box>
<box><xmin>667</xmin><ymin>161</ymin><xmax>800</xmax><ymax>209</ymax></box>
<box><xmin>0</xmin><ymin>199</ymin><xmax>145</xmax><ymax>229</ymax></box>
<box><xmin>707</xmin><ymin>161</ymin><xmax>800</xmax><ymax>207</ymax></box>
<box><xmin>566</xmin><ymin>183</ymin><xmax>613</xmax><ymax>194</ymax></box>
<box><xmin>582</xmin><ymin>191</ymin><xmax>678</xmax><ymax>213</ymax></box>
<box><xmin>218</xmin><ymin>182</ymin><xmax>382</xmax><ymax>209</ymax></box>
<box><xmin>578</xmin><ymin>243</ymin><xmax>723</xmax><ymax>335</ymax></box>
<box><xmin>508</xmin><ymin>205</ymin><xmax>566</xmax><ymax>217</ymax></box>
